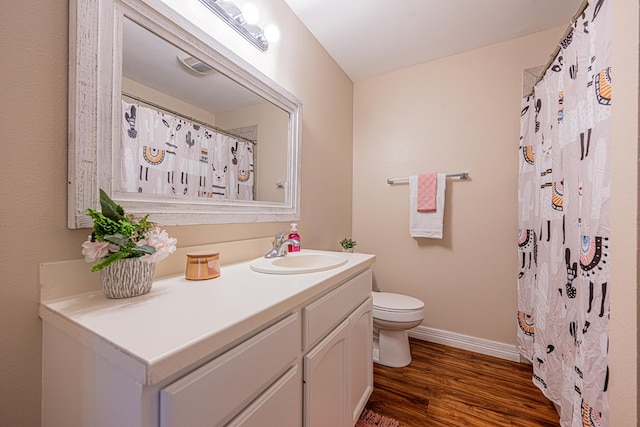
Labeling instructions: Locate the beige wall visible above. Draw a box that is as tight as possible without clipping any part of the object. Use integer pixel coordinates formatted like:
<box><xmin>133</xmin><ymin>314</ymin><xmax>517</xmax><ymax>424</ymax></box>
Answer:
<box><xmin>353</xmin><ymin>27</ymin><xmax>565</xmax><ymax>345</ymax></box>
<box><xmin>0</xmin><ymin>0</ymin><xmax>353</xmax><ymax>425</ymax></box>
<box><xmin>610</xmin><ymin>0</ymin><xmax>639</xmax><ymax>424</ymax></box>
<box><xmin>122</xmin><ymin>77</ymin><xmax>218</xmax><ymax>123</ymax></box>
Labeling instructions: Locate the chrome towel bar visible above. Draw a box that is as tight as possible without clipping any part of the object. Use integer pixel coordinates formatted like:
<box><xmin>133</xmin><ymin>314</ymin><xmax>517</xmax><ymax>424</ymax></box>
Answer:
<box><xmin>386</xmin><ymin>172</ymin><xmax>470</xmax><ymax>185</ymax></box>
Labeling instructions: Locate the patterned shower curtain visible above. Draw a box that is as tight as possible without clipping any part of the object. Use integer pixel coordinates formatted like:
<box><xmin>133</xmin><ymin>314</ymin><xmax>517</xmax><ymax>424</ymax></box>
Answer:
<box><xmin>517</xmin><ymin>1</ymin><xmax>611</xmax><ymax>426</ymax></box>
<box><xmin>120</xmin><ymin>100</ymin><xmax>255</xmax><ymax>200</ymax></box>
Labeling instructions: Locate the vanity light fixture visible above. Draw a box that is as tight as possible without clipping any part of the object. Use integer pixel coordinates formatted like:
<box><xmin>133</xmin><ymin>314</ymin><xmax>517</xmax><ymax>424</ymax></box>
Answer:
<box><xmin>263</xmin><ymin>24</ymin><xmax>280</xmax><ymax>43</ymax></box>
<box><xmin>241</xmin><ymin>3</ymin><xmax>259</xmax><ymax>25</ymax></box>
<box><xmin>199</xmin><ymin>0</ymin><xmax>277</xmax><ymax>51</ymax></box>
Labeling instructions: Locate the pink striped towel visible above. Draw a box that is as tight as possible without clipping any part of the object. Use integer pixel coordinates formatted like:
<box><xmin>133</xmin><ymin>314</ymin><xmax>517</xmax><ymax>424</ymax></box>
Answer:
<box><xmin>417</xmin><ymin>173</ymin><xmax>437</xmax><ymax>212</ymax></box>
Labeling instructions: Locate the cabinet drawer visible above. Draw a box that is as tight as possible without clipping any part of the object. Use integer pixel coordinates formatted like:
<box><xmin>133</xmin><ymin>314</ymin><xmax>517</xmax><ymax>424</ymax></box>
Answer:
<box><xmin>303</xmin><ymin>268</ymin><xmax>372</xmax><ymax>350</ymax></box>
<box><xmin>227</xmin><ymin>365</ymin><xmax>302</xmax><ymax>426</ymax></box>
<box><xmin>160</xmin><ymin>313</ymin><xmax>301</xmax><ymax>427</ymax></box>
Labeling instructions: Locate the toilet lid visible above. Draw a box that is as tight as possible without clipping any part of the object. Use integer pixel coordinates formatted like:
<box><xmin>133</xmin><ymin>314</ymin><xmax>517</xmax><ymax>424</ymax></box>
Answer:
<box><xmin>372</xmin><ymin>292</ymin><xmax>424</xmax><ymax>312</ymax></box>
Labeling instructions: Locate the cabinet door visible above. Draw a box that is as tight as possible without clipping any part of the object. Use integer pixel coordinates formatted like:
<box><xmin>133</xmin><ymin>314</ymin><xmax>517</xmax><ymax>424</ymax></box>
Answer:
<box><xmin>303</xmin><ymin>320</ymin><xmax>350</xmax><ymax>427</ymax></box>
<box><xmin>349</xmin><ymin>297</ymin><xmax>373</xmax><ymax>424</ymax></box>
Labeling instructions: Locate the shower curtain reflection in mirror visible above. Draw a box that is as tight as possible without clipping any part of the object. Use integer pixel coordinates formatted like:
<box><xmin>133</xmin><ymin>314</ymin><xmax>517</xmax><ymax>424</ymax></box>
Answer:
<box><xmin>120</xmin><ymin>100</ymin><xmax>255</xmax><ymax>200</ymax></box>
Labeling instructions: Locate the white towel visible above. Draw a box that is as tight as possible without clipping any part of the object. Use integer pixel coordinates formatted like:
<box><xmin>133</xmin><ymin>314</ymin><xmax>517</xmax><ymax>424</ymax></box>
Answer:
<box><xmin>409</xmin><ymin>174</ymin><xmax>446</xmax><ymax>238</ymax></box>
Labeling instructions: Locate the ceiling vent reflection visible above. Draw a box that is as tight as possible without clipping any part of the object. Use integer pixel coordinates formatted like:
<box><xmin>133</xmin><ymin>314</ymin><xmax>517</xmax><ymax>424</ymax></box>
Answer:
<box><xmin>176</xmin><ymin>53</ymin><xmax>215</xmax><ymax>75</ymax></box>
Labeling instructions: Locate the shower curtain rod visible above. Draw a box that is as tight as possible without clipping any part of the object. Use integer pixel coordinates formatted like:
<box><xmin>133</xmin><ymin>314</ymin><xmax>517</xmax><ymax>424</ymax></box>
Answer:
<box><xmin>386</xmin><ymin>172</ymin><xmax>470</xmax><ymax>184</ymax></box>
<box><xmin>526</xmin><ymin>0</ymin><xmax>589</xmax><ymax>97</ymax></box>
<box><xmin>121</xmin><ymin>91</ymin><xmax>257</xmax><ymax>145</ymax></box>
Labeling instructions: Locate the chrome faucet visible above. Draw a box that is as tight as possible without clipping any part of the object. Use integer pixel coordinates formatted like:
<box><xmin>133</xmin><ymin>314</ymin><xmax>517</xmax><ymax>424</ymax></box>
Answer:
<box><xmin>264</xmin><ymin>231</ymin><xmax>300</xmax><ymax>258</ymax></box>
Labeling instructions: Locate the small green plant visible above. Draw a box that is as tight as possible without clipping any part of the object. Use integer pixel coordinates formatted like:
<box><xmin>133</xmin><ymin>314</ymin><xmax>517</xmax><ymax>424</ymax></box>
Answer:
<box><xmin>339</xmin><ymin>238</ymin><xmax>358</xmax><ymax>250</ymax></box>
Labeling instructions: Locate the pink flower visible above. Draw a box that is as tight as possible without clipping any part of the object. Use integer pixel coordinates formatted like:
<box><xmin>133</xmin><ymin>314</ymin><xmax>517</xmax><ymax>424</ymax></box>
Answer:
<box><xmin>139</xmin><ymin>227</ymin><xmax>177</xmax><ymax>263</ymax></box>
<box><xmin>81</xmin><ymin>237</ymin><xmax>117</xmax><ymax>263</ymax></box>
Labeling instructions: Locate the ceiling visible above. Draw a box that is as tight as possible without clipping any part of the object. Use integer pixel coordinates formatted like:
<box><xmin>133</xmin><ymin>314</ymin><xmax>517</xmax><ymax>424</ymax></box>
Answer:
<box><xmin>123</xmin><ymin>18</ymin><xmax>266</xmax><ymax>113</ymax></box>
<box><xmin>283</xmin><ymin>0</ymin><xmax>584</xmax><ymax>82</ymax></box>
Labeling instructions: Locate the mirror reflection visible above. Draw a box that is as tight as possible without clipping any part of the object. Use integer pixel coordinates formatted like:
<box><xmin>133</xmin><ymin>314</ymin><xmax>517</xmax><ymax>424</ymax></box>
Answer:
<box><xmin>120</xmin><ymin>18</ymin><xmax>289</xmax><ymax>203</ymax></box>
<box><xmin>68</xmin><ymin>0</ymin><xmax>302</xmax><ymax>228</ymax></box>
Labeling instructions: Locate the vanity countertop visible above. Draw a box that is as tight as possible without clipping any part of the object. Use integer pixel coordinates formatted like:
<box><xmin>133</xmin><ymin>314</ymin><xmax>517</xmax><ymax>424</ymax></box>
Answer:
<box><xmin>39</xmin><ymin>250</ymin><xmax>375</xmax><ymax>386</ymax></box>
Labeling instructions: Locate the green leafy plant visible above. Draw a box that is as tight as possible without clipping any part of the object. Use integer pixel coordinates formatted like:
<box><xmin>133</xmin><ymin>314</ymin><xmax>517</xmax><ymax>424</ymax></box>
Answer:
<box><xmin>82</xmin><ymin>189</ymin><xmax>176</xmax><ymax>272</ymax></box>
<box><xmin>339</xmin><ymin>237</ymin><xmax>358</xmax><ymax>250</ymax></box>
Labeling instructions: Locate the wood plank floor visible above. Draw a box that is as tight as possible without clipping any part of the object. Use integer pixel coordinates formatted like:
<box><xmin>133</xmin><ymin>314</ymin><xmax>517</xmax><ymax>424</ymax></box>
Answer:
<box><xmin>365</xmin><ymin>338</ymin><xmax>560</xmax><ymax>427</ymax></box>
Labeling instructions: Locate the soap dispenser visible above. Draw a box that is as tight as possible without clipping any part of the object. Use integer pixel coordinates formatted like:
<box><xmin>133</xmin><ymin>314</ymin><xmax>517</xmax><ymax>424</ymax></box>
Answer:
<box><xmin>288</xmin><ymin>223</ymin><xmax>300</xmax><ymax>252</ymax></box>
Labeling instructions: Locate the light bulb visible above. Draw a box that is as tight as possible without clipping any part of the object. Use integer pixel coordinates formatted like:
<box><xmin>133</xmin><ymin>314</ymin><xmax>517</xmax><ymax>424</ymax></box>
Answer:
<box><xmin>263</xmin><ymin>24</ymin><xmax>280</xmax><ymax>43</ymax></box>
<box><xmin>241</xmin><ymin>3</ymin><xmax>260</xmax><ymax>25</ymax></box>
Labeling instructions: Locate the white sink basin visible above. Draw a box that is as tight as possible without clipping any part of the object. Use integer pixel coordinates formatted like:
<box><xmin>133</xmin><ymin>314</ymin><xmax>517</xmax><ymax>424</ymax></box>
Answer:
<box><xmin>250</xmin><ymin>252</ymin><xmax>348</xmax><ymax>274</ymax></box>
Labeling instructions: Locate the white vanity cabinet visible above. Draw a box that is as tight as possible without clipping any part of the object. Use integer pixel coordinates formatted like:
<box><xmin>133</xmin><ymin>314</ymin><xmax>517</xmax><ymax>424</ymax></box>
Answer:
<box><xmin>40</xmin><ymin>251</ymin><xmax>375</xmax><ymax>427</ymax></box>
<box><xmin>303</xmin><ymin>268</ymin><xmax>373</xmax><ymax>427</ymax></box>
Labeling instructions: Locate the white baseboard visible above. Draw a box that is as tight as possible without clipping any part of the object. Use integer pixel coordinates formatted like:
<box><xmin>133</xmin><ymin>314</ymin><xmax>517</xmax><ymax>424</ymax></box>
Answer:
<box><xmin>408</xmin><ymin>326</ymin><xmax>522</xmax><ymax>362</ymax></box>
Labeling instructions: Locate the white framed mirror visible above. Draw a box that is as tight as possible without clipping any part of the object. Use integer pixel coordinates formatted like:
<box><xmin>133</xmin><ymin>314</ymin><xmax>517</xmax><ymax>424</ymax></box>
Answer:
<box><xmin>68</xmin><ymin>0</ymin><xmax>302</xmax><ymax>228</ymax></box>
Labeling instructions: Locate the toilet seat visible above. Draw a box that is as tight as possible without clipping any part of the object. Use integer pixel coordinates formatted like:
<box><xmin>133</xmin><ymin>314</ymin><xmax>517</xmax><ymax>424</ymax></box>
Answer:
<box><xmin>372</xmin><ymin>292</ymin><xmax>424</xmax><ymax>322</ymax></box>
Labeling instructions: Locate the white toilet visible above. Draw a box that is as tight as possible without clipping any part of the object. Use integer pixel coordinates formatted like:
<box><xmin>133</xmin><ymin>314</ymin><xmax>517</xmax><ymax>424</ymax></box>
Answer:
<box><xmin>372</xmin><ymin>291</ymin><xmax>425</xmax><ymax>368</ymax></box>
